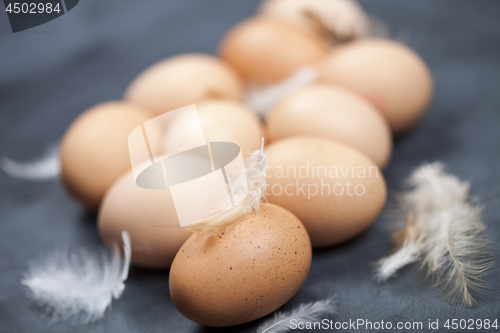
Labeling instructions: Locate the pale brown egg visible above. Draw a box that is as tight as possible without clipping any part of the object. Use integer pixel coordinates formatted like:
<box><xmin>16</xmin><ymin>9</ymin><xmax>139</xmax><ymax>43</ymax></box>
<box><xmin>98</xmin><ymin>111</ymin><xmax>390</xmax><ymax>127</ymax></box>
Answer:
<box><xmin>169</xmin><ymin>203</ymin><xmax>311</xmax><ymax>327</ymax></box>
<box><xmin>219</xmin><ymin>17</ymin><xmax>328</xmax><ymax>85</ymax></box>
<box><xmin>266</xmin><ymin>84</ymin><xmax>392</xmax><ymax>168</ymax></box>
<box><xmin>265</xmin><ymin>136</ymin><xmax>387</xmax><ymax>247</ymax></box>
<box><xmin>60</xmin><ymin>101</ymin><xmax>160</xmax><ymax>210</ymax></box>
<box><xmin>163</xmin><ymin>99</ymin><xmax>264</xmax><ymax>159</ymax></box>
<box><xmin>259</xmin><ymin>0</ymin><xmax>369</xmax><ymax>43</ymax></box>
<box><xmin>262</xmin><ymin>121</ymin><xmax>271</xmax><ymax>147</ymax></box>
<box><xmin>318</xmin><ymin>38</ymin><xmax>433</xmax><ymax>135</ymax></box>
<box><xmin>98</xmin><ymin>168</ymin><xmax>191</xmax><ymax>268</ymax></box>
<box><xmin>124</xmin><ymin>53</ymin><xmax>243</xmax><ymax>116</ymax></box>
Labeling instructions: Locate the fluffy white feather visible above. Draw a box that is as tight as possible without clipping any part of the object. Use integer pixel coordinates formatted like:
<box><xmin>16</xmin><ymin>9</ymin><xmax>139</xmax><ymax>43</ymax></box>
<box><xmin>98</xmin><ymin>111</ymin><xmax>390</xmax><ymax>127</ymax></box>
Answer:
<box><xmin>245</xmin><ymin>138</ymin><xmax>269</xmax><ymax>212</ymax></box>
<box><xmin>375</xmin><ymin>162</ymin><xmax>494</xmax><ymax>306</ymax></box>
<box><xmin>1</xmin><ymin>145</ymin><xmax>60</xmax><ymax>181</ymax></box>
<box><xmin>255</xmin><ymin>297</ymin><xmax>337</xmax><ymax>333</ymax></box>
<box><xmin>245</xmin><ymin>67</ymin><xmax>318</xmax><ymax>117</ymax></box>
<box><xmin>186</xmin><ymin>138</ymin><xmax>269</xmax><ymax>235</ymax></box>
<box><xmin>22</xmin><ymin>231</ymin><xmax>131</xmax><ymax>322</ymax></box>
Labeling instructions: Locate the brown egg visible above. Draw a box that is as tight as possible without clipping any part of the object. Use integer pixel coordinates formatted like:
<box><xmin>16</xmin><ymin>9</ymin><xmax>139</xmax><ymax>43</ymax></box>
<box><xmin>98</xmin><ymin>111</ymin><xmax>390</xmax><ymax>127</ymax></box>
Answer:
<box><xmin>267</xmin><ymin>84</ymin><xmax>392</xmax><ymax>168</ymax></box>
<box><xmin>124</xmin><ymin>53</ymin><xmax>243</xmax><ymax>116</ymax></box>
<box><xmin>169</xmin><ymin>204</ymin><xmax>311</xmax><ymax>327</ymax></box>
<box><xmin>163</xmin><ymin>99</ymin><xmax>264</xmax><ymax>159</ymax></box>
<box><xmin>60</xmin><ymin>101</ymin><xmax>160</xmax><ymax>210</ymax></box>
<box><xmin>262</xmin><ymin>121</ymin><xmax>271</xmax><ymax>147</ymax></box>
<box><xmin>259</xmin><ymin>0</ymin><xmax>369</xmax><ymax>43</ymax></box>
<box><xmin>318</xmin><ymin>38</ymin><xmax>433</xmax><ymax>135</ymax></box>
<box><xmin>219</xmin><ymin>17</ymin><xmax>328</xmax><ymax>85</ymax></box>
<box><xmin>98</xmin><ymin>168</ymin><xmax>191</xmax><ymax>268</ymax></box>
<box><xmin>265</xmin><ymin>136</ymin><xmax>386</xmax><ymax>247</ymax></box>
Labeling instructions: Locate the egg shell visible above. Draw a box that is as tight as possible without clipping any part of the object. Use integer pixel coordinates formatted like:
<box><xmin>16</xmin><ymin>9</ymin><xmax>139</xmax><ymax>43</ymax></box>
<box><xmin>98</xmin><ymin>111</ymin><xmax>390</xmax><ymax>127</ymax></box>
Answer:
<box><xmin>318</xmin><ymin>38</ymin><xmax>433</xmax><ymax>135</ymax></box>
<box><xmin>60</xmin><ymin>101</ymin><xmax>160</xmax><ymax>210</ymax></box>
<box><xmin>163</xmin><ymin>99</ymin><xmax>264</xmax><ymax>159</ymax></box>
<box><xmin>98</xmin><ymin>168</ymin><xmax>191</xmax><ymax>268</ymax></box>
<box><xmin>265</xmin><ymin>136</ymin><xmax>386</xmax><ymax>247</ymax></box>
<box><xmin>124</xmin><ymin>53</ymin><xmax>243</xmax><ymax>116</ymax></box>
<box><xmin>169</xmin><ymin>203</ymin><xmax>312</xmax><ymax>327</ymax></box>
<box><xmin>267</xmin><ymin>83</ymin><xmax>392</xmax><ymax>168</ymax></box>
<box><xmin>259</xmin><ymin>0</ymin><xmax>369</xmax><ymax>42</ymax></box>
<box><xmin>219</xmin><ymin>17</ymin><xmax>328</xmax><ymax>85</ymax></box>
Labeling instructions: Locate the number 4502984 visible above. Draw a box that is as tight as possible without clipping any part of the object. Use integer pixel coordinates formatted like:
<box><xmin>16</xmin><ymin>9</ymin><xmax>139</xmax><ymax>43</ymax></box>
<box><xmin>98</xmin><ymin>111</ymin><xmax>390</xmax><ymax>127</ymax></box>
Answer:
<box><xmin>5</xmin><ymin>2</ymin><xmax>61</xmax><ymax>14</ymax></box>
<box><xmin>444</xmin><ymin>319</ymin><xmax>498</xmax><ymax>330</ymax></box>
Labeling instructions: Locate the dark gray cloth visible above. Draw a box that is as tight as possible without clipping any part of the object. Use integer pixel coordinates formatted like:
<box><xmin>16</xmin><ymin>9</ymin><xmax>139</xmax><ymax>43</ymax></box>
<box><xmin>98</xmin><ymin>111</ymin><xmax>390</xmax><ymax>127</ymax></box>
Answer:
<box><xmin>0</xmin><ymin>0</ymin><xmax>499</xmax><ymax>332</ymax></box>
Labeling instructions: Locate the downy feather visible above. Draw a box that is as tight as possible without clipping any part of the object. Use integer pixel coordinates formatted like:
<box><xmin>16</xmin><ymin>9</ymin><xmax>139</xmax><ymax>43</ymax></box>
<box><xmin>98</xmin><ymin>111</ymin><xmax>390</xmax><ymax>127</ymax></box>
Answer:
<box><xmin>186</xmin><ymin>138</ymin><xmax>269</xmax><ymax>235</ymax></box>
<box><xmin>375</xmin><ymin>162</ymin><xmax>494</xmax><ymax>306</ymax></box>
<box><xmin>22</xmin><ymin>231</ymin><xmax>131</xmax><ymax>322</ymax></box>
<box><xmin>255</xmin><ymin>297</ymin><xmax>337</xmax><ymax>333</ymax></box>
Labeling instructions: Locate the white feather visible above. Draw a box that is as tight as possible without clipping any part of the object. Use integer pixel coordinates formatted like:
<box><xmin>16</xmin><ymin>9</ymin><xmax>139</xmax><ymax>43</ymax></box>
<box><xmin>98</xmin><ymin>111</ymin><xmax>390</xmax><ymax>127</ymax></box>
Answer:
<box><xmin>22</xmin><ymin>231</ymin><xmax>131</xmax><ymax>322</ymax></box>
<box><xmin>1</xmin><ymin>145</ymin><xmax>60</xmax><ymax>181</ymax></box>
<box><xmin>375</xmin><ymin>162</ymin><xmax>494</xmax><ymax>306</ymax></box>
<box><xmin>255</xmin><ymin>297</ymin><xmax>337</xmax><ymax>333</ymax></box>
<box><xmin>245</xmin><ymin>138</ymin><xmax>269</xmax><ymax>212</ymax></box>
<box><xmin>186</xmin><ymin>138</ymin><xmax>269</xmax><ymax>235</ymax></box>
<box><xmin>245</xmin><ymin>67</ymin><xmax>318</xmax><ymax>117</ymax></box>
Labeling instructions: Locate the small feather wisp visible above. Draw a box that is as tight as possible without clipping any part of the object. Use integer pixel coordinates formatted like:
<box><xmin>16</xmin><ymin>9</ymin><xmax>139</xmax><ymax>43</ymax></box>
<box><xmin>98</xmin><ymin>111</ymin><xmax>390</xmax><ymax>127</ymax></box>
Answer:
<box><xmin>255</xmin><ymin>297</ymin><xmax>337</xmax><ymax>333</ymax></box>
<box><xmin>375</xmin><ymin>162</ymin><xmax>494</xmax><ymax>306</ymax></box>
<box><xmin>1</xmin><ymin>144</ymin><xmax>60</xmax><ymax>181</ymax></box>
<box><xmin>22</xmin><ymin>231</ymin><xmax>131</xmax><ymax>322</ymax></box>
<box><xmin>186</xmin><ymin>138</ymin><xmax>269</xmax><ymax>235</ymax></box>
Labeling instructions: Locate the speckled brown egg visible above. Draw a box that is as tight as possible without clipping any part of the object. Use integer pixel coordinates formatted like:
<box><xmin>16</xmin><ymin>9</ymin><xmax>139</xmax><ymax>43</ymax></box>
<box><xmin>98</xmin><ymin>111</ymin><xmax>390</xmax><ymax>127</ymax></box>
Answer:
<box><xmin>169</xmin><ymin>204</ymin><xmax>312</xmax><ymax>327</ymax></box>
<box><xmin>219</xmin><ymin>17</ymin><xmax>328</xmax><ymax>84</ymax></box>
<box><xmin>60</xmin><ymin>101</ymin><xmax>160</xmax><ymax>210</ymax></box>
<box><xmin>98</xmin><ymin>168</ymin><xmax>191</xmax><ymax>268</ymax></box>
<box><xmin>124</xmin><ymin>53</ymin><xmax>243</xmax><ymax>116</ymax></box>
<box><xmin>318</xmin><ymin>38</ymin><xmax>433</xmax><ymax>135</ymax></box>
<box><xmin>265</xmin><ymin>136</ymin><xmax>387</xmax><ymax>247</ymax></box>
<box><xmin>266</xmin><ymin>83</ymin><xmax>392</xmax><ymax>168</ymax></box>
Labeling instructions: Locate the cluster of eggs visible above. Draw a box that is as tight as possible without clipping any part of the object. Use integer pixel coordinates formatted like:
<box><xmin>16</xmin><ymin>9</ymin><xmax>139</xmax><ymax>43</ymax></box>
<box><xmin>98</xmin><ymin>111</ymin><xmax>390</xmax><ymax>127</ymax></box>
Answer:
<box><xmin>59</xmin><ymin>0</ymin><xmax>433</xmax><ymax>327</ymax></box>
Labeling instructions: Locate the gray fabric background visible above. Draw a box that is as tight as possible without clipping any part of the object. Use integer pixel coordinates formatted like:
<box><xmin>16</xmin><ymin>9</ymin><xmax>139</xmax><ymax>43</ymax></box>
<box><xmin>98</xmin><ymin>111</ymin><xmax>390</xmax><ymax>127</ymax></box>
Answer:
<box><xmin>0</xmin><ymin>0</ymin><xmax>499</xmax><ymax>332</ymax></box>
